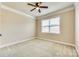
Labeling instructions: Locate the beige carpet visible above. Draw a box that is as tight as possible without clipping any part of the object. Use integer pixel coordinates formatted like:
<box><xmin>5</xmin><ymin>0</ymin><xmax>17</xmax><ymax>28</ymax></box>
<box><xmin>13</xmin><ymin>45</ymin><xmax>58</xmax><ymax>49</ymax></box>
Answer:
<box><xmin>0</xmin><ymin>39</ymin><xmax>77</xmax><ymax>57</ymax></box>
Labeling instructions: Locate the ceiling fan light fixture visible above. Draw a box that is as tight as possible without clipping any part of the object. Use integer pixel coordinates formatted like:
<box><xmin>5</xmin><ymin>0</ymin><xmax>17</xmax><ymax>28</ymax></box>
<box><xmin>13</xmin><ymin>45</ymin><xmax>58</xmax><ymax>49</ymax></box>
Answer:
<box><xmin>36</xmin><ymin>7</ymin><xmax>39</xmax><ymax>10</ymax></box>
<box><xmin>27</xmin><ymin>2</ymin><xmax>48</xmax><ymax>13</ymax></box>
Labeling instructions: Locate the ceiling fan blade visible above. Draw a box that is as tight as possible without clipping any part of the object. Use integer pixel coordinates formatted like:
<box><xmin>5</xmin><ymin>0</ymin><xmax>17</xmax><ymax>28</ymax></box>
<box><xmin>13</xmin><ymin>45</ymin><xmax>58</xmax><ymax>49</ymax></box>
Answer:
<box><xmin>27</xmin><ymin>3</ymin><xmax>36</xmax><ymax>7</ymax></box>
<box><xmin>38</xmin><ymin>9</ymin><xmax>41</xmax><ymax>13</ymax></box>
<box><xmin>36</xmin><ymin>2</ymin><xmax>42</xmax><ymax>6</ymax></box>
<box><xmin>30</xmin><ymin>8</ymin><xmax>36</xmax><ymax>11</ymax></box>
<box><xmin>39</xmin><ymin>2</ymin><xmax>42</xmax><ymax>4</ymax></box>
<box><xmin>40</xmin><ymin>6</ymin><xmax>48</xmax><ymax>8</ymax></box>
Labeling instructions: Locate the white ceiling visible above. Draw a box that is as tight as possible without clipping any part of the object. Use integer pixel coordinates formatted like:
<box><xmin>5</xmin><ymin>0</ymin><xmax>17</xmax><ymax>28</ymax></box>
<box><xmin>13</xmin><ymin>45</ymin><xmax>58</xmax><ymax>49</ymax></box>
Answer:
<box><xmin>2</xmin><ymin>2</ymin><xmax>74</xmax><ymax>17</ymax></box>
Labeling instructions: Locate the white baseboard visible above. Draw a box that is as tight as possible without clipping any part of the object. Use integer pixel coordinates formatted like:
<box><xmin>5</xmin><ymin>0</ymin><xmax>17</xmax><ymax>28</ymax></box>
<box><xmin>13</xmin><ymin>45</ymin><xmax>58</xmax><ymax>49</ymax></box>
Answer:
<box><xmin>0</xmin><ymin>37</ymin><xmax>35</xmax><ymax>48</ymax></box>
<box><xmin>0</xmin><ymin>37</ymin><xmax>75</xmax><ymax>48</ymax></box>
<box><xmin>36</xmin><ymin>37</ymin><xmax>75</xmax><ymax>47</ymax></box>
<box><xmin>75</xmin><ymin>46</ymin><xmax>79</xmax><ymax>56</ymax></box>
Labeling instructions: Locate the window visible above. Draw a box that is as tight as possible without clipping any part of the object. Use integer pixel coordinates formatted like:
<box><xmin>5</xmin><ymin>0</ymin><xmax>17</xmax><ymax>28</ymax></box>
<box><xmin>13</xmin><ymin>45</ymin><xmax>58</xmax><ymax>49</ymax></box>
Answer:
<box><xmin>41</xmin><ymin>17</ymin><xmax>60</xmax><ymax>34</ymax></box>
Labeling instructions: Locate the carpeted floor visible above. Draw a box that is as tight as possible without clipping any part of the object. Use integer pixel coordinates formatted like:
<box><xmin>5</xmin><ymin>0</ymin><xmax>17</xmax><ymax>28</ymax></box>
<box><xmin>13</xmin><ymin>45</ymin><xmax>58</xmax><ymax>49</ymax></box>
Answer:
<box><xmin>0</xmin><ymin>39</ymin><xmax>77</xmax><ymax>57</ymax></box>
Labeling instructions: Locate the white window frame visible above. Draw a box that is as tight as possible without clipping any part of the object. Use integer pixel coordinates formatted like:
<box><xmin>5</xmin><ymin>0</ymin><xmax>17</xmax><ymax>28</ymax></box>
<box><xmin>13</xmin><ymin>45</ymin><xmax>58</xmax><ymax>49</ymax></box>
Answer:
<box><xmin>41</xmin><ymin>16</ymin><xmax>60</xmax><ymax>34</ymax></box>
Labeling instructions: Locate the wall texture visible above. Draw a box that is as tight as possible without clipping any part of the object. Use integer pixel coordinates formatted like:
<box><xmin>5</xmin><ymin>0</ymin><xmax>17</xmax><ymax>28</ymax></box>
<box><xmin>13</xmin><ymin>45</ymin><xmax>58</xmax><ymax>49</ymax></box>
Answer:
<box><xmin>0</xmin><ymin>7</ymin><xmax>35</xmax><ymax>46</ymax></box>
<box><xmin>75</xmin><ymin>3</ymin><xmax>79</xmax><ymax>55</ymax></box>
<box><xmin>36</xmin><ymin>7</ymin><xmax>75</xmax><ymax>45</ymax></box>
<box><xmin>0</xmin><ymin>5</ymin><xmax>2</xmax><ymax>45</ymax></box>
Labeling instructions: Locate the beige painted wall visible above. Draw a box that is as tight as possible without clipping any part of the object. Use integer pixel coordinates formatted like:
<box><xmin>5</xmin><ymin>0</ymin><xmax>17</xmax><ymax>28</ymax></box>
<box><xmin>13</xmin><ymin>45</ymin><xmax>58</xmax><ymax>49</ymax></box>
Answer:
<box><xmin>36</xmin><ymin>8</ymin><xmax>75</xmax><ymax>45</ymax></box>
<box><xmin>0</xmin><ymin>5</ymin><xmax>2</xmax><ymax>43</ymax></box>
<box><xmin>0</xmin><ymin>7</ymin><xmax>35</xmax><ymax>46</ymax></box>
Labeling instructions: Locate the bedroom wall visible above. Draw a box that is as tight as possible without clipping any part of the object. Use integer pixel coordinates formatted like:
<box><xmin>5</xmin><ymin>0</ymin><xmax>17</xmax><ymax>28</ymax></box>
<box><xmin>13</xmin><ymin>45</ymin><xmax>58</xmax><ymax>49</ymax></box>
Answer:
<box><xmin>75</xmin><ymin>3</ymin><xmax>79</xmax><ymax>55</ymax></box>
<box><xmin>0</xmin><ymin>4</ymin><xmax>2</xmax><ymax>44</ymax></box>
<box><xmin>0</xmin><ymin>5</ymin><xmax>35</xmax><ymax>46</ymax></box>
<box><xmin>36</xmin><ymin>6</ymin><xmax>75</xmax><ymax>46</ymax></box>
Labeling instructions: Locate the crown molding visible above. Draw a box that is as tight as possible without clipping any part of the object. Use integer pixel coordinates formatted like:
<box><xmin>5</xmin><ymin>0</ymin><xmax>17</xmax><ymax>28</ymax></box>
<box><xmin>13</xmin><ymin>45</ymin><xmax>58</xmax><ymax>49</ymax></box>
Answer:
<box><xmin>38</xmin><ymin>5</ymin><xmax>75</xmax><ymax>19</ymax></box>
<box><xmin>1</xmin><ymin>3</ymin><xmax>35</xmax><ymax>19</ymax></box>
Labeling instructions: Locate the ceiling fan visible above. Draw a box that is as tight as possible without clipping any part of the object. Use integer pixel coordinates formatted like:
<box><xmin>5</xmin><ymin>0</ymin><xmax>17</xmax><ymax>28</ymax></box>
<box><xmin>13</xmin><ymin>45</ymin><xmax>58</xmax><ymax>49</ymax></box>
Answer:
<box><xmin>27</xmin><ymin>2</ymin><xmax>48</xmax><ymax>13</ymax></box>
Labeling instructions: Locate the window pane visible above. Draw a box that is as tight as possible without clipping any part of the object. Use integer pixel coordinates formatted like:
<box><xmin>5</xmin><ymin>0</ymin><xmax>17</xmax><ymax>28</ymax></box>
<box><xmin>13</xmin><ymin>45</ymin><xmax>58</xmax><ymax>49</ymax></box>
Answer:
<box><xmin>50</xmin><ymin>26</ymin><xmax>60</xmax><ymax>34</ymax></box>
<box><xmin>41</xmin><ymin>27</ymin><xmax>49</xmax><ymax>32</ymax></box>
<box><xmin>41</xmin><ymin>20</ymin><xmax>49</xmax><ymax>26</ymax></box>
<box><xmin>50</xmin><ymin>17</ymin><xmax>60</xmax><ymax>25</ymax></box>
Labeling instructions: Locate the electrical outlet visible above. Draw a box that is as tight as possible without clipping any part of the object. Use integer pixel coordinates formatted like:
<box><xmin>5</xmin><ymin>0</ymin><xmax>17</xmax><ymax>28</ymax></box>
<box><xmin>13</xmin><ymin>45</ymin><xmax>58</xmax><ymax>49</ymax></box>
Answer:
<box><xmin>0</xmin><ymin>34</ymin><xmax>2</xmax><ymax>36</ymax></box>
